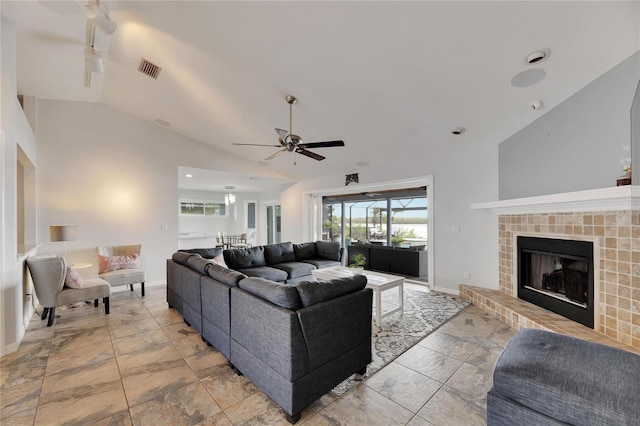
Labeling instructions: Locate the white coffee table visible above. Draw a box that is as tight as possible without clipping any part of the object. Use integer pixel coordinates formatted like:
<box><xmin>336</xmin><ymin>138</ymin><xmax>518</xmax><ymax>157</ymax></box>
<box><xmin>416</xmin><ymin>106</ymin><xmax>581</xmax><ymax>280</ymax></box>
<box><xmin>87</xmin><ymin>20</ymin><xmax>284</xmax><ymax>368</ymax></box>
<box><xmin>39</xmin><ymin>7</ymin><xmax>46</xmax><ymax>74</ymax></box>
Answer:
<box><xmin>311</xmin><ymin>266</ymin><xmax>404</xmax><ymax>326</ymax></box>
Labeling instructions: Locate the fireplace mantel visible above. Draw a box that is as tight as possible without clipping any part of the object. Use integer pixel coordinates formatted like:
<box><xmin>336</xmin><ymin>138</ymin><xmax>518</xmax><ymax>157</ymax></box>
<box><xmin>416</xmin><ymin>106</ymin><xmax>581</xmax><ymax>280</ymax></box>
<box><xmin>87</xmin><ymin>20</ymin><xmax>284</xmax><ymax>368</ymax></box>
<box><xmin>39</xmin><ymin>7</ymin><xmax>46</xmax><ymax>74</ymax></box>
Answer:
<box><xmin>471</xmin><ymin>185</ymin><xmax>639</xmax><ymax>215</ymax></box>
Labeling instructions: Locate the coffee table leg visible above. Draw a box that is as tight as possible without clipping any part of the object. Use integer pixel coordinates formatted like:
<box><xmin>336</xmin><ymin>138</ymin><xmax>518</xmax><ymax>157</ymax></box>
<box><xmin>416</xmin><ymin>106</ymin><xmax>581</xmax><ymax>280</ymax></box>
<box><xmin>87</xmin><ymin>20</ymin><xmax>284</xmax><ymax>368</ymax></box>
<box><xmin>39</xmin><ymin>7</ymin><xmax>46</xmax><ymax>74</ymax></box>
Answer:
<box><xmin>376</xmin><ymin>288</ymin><xmax>382</xmax><ymax>327</ymax></box>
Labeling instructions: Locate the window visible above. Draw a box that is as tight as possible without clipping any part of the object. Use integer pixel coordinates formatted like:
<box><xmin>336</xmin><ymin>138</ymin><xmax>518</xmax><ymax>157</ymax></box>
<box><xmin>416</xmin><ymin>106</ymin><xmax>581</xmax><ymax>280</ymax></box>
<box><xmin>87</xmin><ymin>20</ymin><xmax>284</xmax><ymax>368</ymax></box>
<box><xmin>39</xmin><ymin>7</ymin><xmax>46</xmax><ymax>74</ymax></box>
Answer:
<box><xmin>179</xmin><ymin>200</ymin><xmax>227</xmax><ymax>216</ymax></box>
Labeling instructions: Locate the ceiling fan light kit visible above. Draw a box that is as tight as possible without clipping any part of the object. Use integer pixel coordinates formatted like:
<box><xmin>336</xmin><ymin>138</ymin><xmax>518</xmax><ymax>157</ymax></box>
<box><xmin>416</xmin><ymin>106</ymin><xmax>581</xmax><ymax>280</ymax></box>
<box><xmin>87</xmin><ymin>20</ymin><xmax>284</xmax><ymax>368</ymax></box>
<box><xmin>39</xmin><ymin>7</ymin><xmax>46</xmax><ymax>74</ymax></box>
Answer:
<box><xmin>233</xmin><ymin>95</ymin><xmax>345</xmax><ymax>164</ymax></box>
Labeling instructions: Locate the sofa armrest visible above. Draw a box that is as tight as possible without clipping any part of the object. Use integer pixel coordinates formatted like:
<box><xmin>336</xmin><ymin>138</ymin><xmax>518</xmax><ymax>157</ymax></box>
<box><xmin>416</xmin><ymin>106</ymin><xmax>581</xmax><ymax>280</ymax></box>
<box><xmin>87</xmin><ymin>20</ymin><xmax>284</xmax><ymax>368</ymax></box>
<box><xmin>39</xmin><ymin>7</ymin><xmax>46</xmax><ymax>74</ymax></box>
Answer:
<box><xmin>230</xmin><ymin>287</ymin><xmax>309</xmax><ymax>381</ymax></box>
<box><xmin>297</xmin><ymin>288</ymin><xmax>372</xmax><ymax>371</ymax></box>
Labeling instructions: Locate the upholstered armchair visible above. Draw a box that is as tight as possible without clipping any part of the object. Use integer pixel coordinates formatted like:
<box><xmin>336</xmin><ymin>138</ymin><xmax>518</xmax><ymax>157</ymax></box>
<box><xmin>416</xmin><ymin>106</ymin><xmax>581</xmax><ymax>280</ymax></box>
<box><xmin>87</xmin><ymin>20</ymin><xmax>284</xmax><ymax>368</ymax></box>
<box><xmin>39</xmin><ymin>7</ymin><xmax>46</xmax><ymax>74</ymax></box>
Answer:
<box><xmin>96</xmin><ymin>244</ymin><xmax>146</xmax><ymax>296</ymax></box>
<box><xmin>26</xmin><ymin>256</ymin><xmax>111</xmax><ymax>327</ymax></box>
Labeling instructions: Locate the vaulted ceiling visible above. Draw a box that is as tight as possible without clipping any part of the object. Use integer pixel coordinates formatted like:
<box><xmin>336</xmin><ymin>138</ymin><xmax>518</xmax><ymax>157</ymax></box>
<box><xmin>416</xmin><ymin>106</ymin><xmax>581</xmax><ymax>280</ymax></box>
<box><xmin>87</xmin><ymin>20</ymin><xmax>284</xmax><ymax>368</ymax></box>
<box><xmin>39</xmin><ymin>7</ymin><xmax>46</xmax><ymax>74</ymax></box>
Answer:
<box><xmin>3</xmin><ymin>1</ymin><xmax>639</xmax><ymax>185</ymax></box>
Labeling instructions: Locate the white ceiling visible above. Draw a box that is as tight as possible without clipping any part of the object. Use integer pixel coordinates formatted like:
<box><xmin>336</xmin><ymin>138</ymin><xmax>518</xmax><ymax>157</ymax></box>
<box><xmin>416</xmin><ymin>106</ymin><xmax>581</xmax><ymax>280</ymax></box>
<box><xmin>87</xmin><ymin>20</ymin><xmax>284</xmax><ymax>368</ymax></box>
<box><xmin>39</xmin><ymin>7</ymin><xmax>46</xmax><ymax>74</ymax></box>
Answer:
<box><xmin>3</xmin><ymin>1</ymin><xmax>639</xmax><ymax>185</ymax></box>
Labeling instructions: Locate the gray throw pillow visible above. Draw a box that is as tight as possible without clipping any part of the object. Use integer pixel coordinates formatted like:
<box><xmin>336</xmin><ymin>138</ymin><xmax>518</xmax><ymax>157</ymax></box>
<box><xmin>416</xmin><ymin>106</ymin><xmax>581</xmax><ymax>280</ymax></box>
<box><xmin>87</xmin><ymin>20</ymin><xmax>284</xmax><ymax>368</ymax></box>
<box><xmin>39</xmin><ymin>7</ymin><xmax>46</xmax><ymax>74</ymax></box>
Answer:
<box><xmin>179</xmin><ymin>247</ymin><xmax>223</xmax><ymax>259</ymax></box>
<box><xmin>238</xmin><ymin>277</ymin><xmax>302</xmax><ymax>310</ymax></box>
<box><xmin>187</xmin><ymin>256</ymin><xmax>214</xmax><ymax>275</ymax></box>
<box><xmin>293</xmin><ymin>242</ymin><xmax>317</xmax><ymax>260</ymax></box>
<box><xmin>296</xmin><ymin>275</ymin><xmax>367</xmax><ymax>307</ymax></box>
<box><xmin>264</xmin><ymin>242</ymin><xmax>296</xmax><ymax>265</ymax></box>
<box><xmin>315</xmin><ymin>241</ymin><xmax>341</xmax><ymax>261</ymax></box>
<box><xmin>207</xmin><ymin>264</ymin><xmax>246</xmax><ymax>287</ymax></box>
<box><xmin>172</xmin><ymin>251</ymin><xmax>198</xmax><ymax>266</ymax></box>
<box><xmin>224</xmin><ymin>246</ymin><xmax>266</xmax><ymax>269</ymax></box>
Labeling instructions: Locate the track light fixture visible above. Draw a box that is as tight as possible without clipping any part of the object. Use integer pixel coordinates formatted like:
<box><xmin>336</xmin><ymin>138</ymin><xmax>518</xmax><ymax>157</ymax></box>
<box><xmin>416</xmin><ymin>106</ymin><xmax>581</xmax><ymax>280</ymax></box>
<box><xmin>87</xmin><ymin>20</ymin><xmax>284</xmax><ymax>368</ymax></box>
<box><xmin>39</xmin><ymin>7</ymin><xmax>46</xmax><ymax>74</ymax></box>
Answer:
<box><xmin>84</xmin><ymin>0</ymin><xmax>116</xmax><ymax>87</ymax></box>
<box><xmin>86</xmin><ymin>1</ymin><xmax>117</xmax><ymax>35</ymax></box>
<box><xmin>84</xmin><ymin>47</ymin><xmax>105</xmax><ymax>73</ymax></box>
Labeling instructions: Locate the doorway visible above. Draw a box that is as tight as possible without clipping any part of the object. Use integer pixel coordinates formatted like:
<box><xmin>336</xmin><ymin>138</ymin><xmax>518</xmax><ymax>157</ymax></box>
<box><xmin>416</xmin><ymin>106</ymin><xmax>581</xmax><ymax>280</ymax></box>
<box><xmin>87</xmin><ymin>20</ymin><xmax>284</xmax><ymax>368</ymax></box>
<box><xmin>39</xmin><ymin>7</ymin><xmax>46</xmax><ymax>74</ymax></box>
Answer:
<box><xmin>263</xmin><ymin>202</ymin><xmax>281</xmax><ymax>245</ymax></box>
<box><xmin>307</xmin><ymin>176</ymin><xmax>434</xmax><ymax>286</ymax></box>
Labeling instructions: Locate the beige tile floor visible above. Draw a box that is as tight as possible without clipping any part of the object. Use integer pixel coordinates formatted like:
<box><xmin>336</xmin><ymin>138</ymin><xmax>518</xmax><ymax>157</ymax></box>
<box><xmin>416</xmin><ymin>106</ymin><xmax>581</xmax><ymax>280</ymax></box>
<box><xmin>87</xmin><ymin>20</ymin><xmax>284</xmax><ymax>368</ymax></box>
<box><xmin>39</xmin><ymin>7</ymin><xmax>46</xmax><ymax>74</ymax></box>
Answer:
<box><xmin>1</xmin><ymin>284</ymin><xmax>516</xmax><ymax>425</ymax></box>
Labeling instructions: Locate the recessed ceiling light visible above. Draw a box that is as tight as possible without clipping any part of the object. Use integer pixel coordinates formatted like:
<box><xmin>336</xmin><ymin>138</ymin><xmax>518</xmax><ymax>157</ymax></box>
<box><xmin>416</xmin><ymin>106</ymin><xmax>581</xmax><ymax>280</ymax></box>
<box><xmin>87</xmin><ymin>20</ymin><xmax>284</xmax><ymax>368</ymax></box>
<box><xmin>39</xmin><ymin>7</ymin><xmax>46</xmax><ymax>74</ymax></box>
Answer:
<box><xmin>356</xmin><ymin>161</ymin><xmax>370</xmax><ymax>167</ymax></box>
<box><xmin>451</xmin><ymin>127</ymin><xmax>466</xmax><ymax>135</ymax></box>
<box><xmin>511</xmin><ymin>69</ymin><xmax>546</xmax><ymax>87</ymax></box>
<box><xmin>155</xmin><ymin>118</ymin><xmax>171</xmax><ymax>127</ymax></box>
<box><xmin>525</xmin><ymin>49</ymin><xmax>551</xmax><ymax>65</ymax></box>
<box><xmin>185</xmin><ymin>174</ymin><xmax>193</xmax><ymax>178</ymax></box>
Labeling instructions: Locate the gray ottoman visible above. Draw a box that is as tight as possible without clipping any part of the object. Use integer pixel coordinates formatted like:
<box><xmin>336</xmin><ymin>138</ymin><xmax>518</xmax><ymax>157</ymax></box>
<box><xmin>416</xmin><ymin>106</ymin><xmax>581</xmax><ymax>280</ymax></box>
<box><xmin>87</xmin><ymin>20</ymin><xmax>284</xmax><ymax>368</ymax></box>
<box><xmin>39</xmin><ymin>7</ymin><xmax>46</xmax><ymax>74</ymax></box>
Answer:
<box><xmin>488</xmin><ymin>328</ymin><xmax>640</xmax><ymax>426</ymax></box>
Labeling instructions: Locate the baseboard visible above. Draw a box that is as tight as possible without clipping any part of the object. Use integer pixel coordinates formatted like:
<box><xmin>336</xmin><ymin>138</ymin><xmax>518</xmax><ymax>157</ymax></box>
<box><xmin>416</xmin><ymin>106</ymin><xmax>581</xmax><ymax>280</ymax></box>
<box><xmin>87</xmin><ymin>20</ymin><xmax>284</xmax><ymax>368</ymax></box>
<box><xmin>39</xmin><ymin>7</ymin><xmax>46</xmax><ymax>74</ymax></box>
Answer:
<box><xmin>430</xmin><ymin>285</ymin><xmax>460</xmax><ymax>296</ymax></box>
<box><xmin>1</xmin><ymin>342</ymin><xmax>20</xmax><ymax>357</ymax></box>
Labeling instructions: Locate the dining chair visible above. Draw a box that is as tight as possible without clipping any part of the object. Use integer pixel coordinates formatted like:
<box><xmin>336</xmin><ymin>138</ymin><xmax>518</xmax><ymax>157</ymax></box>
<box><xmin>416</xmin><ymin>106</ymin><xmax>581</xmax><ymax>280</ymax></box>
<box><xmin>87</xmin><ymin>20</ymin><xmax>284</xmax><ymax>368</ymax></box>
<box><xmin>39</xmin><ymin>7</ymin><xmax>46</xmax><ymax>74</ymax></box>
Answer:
<box><xmin>230</xmin><ymin>233</ymin><xmax>251</xmax><ymax>249</ymax></box>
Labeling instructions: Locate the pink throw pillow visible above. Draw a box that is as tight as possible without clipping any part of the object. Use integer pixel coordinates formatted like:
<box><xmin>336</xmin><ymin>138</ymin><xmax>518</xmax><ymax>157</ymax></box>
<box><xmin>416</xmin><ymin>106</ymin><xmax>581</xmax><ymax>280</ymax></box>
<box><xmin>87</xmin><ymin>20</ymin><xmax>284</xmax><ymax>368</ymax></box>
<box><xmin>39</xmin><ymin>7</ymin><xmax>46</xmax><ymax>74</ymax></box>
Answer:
<box><xmin>98</xmin><ymin>253</ymin><xmax>141</xmax><ymax>273</ymax></box>
<box><xmin>65</xmin><ymin>266</ymin><xmax>84</xmax><ymax>289</ymax></box>
<box><xmin>211</xmin><ymin>253</ymin><xmax>228</xmax><ymax>269</ymax></box>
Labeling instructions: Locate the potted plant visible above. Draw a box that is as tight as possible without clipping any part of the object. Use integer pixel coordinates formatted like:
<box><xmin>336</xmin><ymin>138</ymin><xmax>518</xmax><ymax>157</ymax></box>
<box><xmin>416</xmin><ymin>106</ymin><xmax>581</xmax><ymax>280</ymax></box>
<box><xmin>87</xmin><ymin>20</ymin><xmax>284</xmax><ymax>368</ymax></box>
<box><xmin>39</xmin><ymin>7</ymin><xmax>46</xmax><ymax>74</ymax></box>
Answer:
<box><xmin>348</xmin><ymin>253</ymin><xmax>366</xmax><ymax>274</ymax></box>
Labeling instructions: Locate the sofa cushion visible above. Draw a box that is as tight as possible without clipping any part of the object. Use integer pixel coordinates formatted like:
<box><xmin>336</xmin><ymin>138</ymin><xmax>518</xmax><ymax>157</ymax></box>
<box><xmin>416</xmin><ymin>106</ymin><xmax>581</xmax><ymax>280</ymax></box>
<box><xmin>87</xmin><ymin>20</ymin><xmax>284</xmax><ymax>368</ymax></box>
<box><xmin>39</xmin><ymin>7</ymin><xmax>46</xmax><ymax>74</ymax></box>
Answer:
<box><xmin>237</xmin><ymin>266</ymin><xmax>288</xmax><ymax>282</ymax></box>
<box><xmin>238</xmin><ymin>277</ymin><xmax>302</xmax><ymax>310</ymax></box>
<box><xmin>493</xmin><ymin>328</ymin><xmax>640</xmax><ymax>426</ymax></box>
<box><xmin>302</xmin><ymin>259</ymin><xmax>341</xmax><ymax>269</ymax></box>
<box><xmin>187</xmin><ymin>256</ymin><xmax>214</xmax><ymax>275</ymax></box>
<box><xmin>264</xmin><ymin>242</ymin><xmax>296</xmax><ymax>265</ymax></box>
<box><xmin>296</xmin><ymin>275</ymin><xmax>367</xmax><ymax>308</ymax></box>
<box><xmin>224</xmin><ymin>246</ymin><xmax>266</xmax><ymax>269</ymax></box>
<box><xmin>172</xmin><ymin>251</ymin><xmax>196</xmax><ymax>266</ymax></box>
<box><xmin>270</xmin><ymin>261</ymin><xmax>317</xmax><ymax>279</ymax></box>
<box><xmin>315</xmin><ymin>241</ymin><xmax>341</xmax><ymax>261</ymax></box>
<box><xmin>179</xmin><ymin>247</ymin><xmax>223</xmax><ymax>259</ymax></box>
<box><xmin>207</xmin><ymin>264</ymin><xmax>246</xmax><ymax>287</ymax></box>
<box><xmin>293</xmin><ymin>242</ymin><xmax>317</xmax><ymax>261</ymax></box>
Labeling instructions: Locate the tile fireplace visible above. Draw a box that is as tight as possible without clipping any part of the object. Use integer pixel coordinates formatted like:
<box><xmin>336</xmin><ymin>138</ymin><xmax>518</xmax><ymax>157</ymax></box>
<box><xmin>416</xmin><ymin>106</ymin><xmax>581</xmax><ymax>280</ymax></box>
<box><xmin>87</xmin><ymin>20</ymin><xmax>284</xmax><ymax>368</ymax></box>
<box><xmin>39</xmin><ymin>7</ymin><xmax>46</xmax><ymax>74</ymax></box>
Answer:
<box><xmin>470</xmin><ymin>186</ymin><xmax>640</xmax><ymax>349</ymax></box>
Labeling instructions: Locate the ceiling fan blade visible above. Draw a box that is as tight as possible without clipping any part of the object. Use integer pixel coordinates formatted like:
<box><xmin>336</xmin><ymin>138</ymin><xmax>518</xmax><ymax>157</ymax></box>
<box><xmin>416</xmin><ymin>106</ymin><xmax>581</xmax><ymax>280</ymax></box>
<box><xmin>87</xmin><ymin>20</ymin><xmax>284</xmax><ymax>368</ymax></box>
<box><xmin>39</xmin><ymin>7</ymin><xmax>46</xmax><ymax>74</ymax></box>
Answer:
<box><xmin>295</xmin><ymin>148</ymin><xmax>325</xmax><ymax>161</ymax></box>
<box><xmin>297</xmin><ymin>140</ymin><xmax>345</xmax><ymax>149</ymax></box>
<box><xmin>233</xmin><ymin>143</ymin><xmax>282</xmax><ymax>147</ymax></box>
<box><xmin>275</xmin><ymin>128</ymin><xmax>289</xmax><ymax>141</ymax></box>
<box><xmin>264</xmin><ymin>149</ymin><xmax>287</xmax><ymax>161</ymax></box>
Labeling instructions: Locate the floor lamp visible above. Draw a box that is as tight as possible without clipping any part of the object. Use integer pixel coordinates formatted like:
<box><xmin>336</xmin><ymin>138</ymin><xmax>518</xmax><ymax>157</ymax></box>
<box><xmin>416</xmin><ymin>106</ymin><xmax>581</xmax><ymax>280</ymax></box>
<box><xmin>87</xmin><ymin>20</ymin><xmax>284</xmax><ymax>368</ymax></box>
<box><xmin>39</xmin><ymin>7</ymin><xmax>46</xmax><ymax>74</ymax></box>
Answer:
<box><xmin>49</xmin><ymin>225</ymin><xmax>78</xmax><ymax>260</ymax></box>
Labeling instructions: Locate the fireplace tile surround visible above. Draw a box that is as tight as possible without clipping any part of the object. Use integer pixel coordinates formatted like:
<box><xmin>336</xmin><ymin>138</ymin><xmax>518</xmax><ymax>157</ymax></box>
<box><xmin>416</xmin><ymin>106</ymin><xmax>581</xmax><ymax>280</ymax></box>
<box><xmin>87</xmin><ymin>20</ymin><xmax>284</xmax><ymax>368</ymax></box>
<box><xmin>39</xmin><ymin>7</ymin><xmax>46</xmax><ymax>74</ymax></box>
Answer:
<box><xmin>466</xmin><ymin>187</ymin><xmax>640</xmax><ymax>351</ymax></box>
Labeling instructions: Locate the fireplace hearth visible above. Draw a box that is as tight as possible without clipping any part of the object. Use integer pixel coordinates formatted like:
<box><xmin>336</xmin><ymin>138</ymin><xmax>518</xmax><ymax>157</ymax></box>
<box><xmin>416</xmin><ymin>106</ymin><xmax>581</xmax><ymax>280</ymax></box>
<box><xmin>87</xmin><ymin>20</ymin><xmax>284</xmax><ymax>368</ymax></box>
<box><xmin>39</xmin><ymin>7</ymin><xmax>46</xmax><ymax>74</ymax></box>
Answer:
<box><xmin>517</xmin><ymin>236</ymin><xmax>594</xmax><ymax>328</ymax></box>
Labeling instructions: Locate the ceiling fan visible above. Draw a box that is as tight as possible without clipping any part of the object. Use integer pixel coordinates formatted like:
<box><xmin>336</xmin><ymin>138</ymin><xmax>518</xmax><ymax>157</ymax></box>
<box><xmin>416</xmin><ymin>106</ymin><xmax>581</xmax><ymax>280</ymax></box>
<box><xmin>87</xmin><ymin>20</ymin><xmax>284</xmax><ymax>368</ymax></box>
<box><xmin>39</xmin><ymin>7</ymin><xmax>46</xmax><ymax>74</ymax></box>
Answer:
<box><xmin>233</xmin><ymin>95</ymin><xmax>345</xmax><ymax>163</ymax></box>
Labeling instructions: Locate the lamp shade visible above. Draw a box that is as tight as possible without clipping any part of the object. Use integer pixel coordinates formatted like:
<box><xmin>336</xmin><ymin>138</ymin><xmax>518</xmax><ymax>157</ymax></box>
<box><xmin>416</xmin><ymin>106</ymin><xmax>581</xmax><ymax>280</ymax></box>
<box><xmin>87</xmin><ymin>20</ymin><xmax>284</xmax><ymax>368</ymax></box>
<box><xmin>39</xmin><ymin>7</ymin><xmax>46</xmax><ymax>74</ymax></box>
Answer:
<box><xmin>50</xmin><ymin>225</ymin><xmax>78</xmax><ymax>242</ymax></box>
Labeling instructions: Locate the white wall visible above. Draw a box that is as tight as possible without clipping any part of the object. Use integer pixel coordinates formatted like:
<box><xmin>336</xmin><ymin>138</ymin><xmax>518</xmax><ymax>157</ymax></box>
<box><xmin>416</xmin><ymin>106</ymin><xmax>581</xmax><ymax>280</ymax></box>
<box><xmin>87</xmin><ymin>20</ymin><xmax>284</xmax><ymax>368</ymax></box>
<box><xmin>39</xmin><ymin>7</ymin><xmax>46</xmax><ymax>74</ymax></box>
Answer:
<box><xmin>35</xmin><ymin>100</ymin><xmax>281</xmax><ymax>284</ymax></box>
<box><xmin>281</xmin><ymin>139</ymin><xmax>499</xmax><ymax>294</ymax></box>
<box><xmin>1</xmin><ymin>19</ymin><xmax>38</xmax><ymax>355</ymax></box>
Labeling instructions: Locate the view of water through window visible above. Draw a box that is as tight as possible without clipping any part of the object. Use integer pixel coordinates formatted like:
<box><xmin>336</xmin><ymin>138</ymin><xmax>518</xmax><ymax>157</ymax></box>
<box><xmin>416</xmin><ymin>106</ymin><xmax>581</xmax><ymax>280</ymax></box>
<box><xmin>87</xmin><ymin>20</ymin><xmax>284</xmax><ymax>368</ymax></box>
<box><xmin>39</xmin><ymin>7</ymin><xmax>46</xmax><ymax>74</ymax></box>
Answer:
<box><xmin>322</xmin><ymin>188</ymin><xmax>428</xmax><ymax>248</ymax></box>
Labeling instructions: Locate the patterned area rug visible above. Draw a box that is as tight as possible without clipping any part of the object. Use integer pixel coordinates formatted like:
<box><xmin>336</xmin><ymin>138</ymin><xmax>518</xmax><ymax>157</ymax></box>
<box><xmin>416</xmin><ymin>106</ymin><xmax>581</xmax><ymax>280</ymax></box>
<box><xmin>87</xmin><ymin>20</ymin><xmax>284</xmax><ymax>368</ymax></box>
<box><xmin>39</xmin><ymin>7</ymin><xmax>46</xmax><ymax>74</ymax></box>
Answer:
<box><xmin>331</xmin><ymin>287</ymin><xmax>470</xmax><ymax>396</ymax></box>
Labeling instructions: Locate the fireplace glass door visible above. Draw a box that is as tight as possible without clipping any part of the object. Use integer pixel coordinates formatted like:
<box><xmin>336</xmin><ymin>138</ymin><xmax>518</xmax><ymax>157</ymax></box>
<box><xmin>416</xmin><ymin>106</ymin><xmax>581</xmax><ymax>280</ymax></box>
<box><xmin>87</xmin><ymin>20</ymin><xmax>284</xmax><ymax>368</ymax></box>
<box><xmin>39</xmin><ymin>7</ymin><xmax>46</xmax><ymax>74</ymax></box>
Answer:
<box><xmin>518</xmin><ymin>236</ymin><xmax>594</xmax><ymax>328</ymax></box>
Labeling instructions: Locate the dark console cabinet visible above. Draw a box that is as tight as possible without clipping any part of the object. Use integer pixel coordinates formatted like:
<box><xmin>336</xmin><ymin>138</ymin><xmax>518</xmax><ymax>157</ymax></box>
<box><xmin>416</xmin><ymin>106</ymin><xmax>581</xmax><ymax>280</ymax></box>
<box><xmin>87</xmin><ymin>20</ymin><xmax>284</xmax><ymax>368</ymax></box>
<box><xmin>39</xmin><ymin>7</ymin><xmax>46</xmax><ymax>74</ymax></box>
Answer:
<box><xmin>347</xmin><ymin>245</ymin><xmax>428</xmax><ymax>278</ymax></box>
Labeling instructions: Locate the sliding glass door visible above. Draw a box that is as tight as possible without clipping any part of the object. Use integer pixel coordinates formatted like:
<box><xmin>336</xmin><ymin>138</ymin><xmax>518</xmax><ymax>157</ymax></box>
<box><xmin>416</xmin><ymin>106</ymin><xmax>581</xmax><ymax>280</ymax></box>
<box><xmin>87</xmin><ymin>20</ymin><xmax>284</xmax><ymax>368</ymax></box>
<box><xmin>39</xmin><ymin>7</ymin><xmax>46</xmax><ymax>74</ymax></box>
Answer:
<box><xmin>266</xmin><ymin>204</ymin><xmax>281</xmax><ymax>245</ymax></box>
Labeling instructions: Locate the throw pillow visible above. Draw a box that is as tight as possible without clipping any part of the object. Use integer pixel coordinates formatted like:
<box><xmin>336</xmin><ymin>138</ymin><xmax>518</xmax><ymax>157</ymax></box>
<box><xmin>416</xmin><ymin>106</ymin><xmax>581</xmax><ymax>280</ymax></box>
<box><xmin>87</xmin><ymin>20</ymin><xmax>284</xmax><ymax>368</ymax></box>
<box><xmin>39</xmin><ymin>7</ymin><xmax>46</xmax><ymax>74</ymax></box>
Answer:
<box><xmin>98</xmin><ymin>253</ymin><xmax>141</xmax><ymax>273</ymax></box>
<box><xmin>65</xmin><ymin>266</ymin><xmax>84</xmax><ymax>289</ymax></box>
<box><xmin>211</xmin><ymin>253</ymin><xmax>228</xmax><ymax>268</ymax></box>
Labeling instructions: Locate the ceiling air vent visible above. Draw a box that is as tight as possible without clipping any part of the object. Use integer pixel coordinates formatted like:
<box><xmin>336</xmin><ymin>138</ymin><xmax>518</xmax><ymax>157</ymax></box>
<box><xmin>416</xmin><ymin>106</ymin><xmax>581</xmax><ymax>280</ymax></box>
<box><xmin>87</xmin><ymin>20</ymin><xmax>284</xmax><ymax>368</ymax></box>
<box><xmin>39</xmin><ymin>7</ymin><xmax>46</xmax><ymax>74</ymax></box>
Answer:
<box><xmin>138</xmin><ymin>58</ymin><xmax>161</xmax><ymax>79</ymax></box>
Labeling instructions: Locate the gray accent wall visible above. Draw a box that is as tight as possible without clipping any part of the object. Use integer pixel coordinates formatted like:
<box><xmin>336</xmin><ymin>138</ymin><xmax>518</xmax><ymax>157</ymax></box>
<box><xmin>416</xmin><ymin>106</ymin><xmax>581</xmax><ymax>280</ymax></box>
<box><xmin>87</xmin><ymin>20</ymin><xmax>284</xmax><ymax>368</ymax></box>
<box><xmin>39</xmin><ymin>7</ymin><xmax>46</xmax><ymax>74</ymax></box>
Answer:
<box><xmin>499</xmin><ymin>52</ymin><xmax>640</xmax><ymax>199</ymax></box>
<box><xmin>632</xmin><ymin>78</ymin><xmax>640</xmax><ymax>186</ymax></box>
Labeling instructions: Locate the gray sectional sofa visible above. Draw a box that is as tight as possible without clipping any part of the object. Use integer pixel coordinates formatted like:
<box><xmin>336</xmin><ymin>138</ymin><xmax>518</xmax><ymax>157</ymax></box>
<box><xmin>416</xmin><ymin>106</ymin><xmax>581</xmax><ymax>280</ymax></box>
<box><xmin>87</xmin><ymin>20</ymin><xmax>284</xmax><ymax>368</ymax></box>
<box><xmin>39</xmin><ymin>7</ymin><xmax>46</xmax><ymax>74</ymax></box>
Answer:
<box><xmin>222</xmin><ymin>241</ymin><xmax>344</xmax><ymax>283</ymax></box>
<box><xmin>166</xmin><ymin>241</ymin><xmax>372</xmax><ymax>424</ymax></box>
